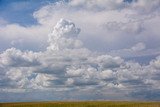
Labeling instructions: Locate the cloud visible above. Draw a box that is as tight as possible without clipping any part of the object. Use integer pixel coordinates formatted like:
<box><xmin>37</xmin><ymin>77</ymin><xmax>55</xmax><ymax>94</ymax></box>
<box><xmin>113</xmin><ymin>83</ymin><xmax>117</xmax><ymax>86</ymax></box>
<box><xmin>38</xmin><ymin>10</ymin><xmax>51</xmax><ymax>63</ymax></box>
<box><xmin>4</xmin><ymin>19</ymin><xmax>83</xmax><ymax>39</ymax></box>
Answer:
<box><xmin>0</xmin><ymin>19</ymin><xmax>121</xmax><ymax>90</ymax></box>
<box><xmin>131</xmin><ymin>42</ymin><xmax>146</xmax><ymax>51</ymax></box>
<box><xmin>69</xmin><ymin>0</ymin><xmax>126</xmax><ymax>11</ymax></box>
<box><xmin>47</xmin><ymin>18</ymin><xmax>82</xmax><ymax>51</ymax></box>
<box><xmin>0</xmin><ymin>0</ymin><xmax>160</xmax><ymax>101</ymax></box>
<box><xmin>1</xmin><ymin>0</ymin><xmax>160</xmax><ymax>54</ymax></box>
<box><xmin>0</xmin><ymin>21</ymin><xmax>51</xmax><ymax>51</ymax></box>
<box><xmin>108</xmin><ymin>42</ymin><xmax>146</xmax><ymax>58</ymax></box>
<box><xmin>150</xmin><ymin>56</ymin><xmax>160</xmax><ymax>69</ymax></box>
<box><xmin>0</xmin><ymin>48</ymin><xmax>40</xmax><ymax>67</ymax></box>
<box><xmin>0</xmin><ymin>19</ymin><xmax>160</xmax><ymax>101</ymax></box>
<box><xmin>130</xmin><ymin>0</ymin><xmax>160</xmax><ymax>13</ymax></box>
<box><xmin>32</xmin><ymin>0</ymin><xmax>160</xmax><ymax>54</ymax></box>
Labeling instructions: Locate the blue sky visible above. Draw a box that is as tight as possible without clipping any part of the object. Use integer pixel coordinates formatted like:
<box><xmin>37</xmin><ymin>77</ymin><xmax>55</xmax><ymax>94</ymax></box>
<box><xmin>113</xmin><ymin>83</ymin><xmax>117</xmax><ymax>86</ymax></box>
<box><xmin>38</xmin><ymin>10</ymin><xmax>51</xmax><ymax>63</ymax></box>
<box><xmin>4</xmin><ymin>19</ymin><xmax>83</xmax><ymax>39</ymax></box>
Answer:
<box><xmin>0</xmin><ymin>0</ymin><xmax>58</xmax><ymax>26</ymax></box>
<box><xmin>0</xmin><ymin>0</ymin><xmax>160</xmax><ymax>102</ymax></box>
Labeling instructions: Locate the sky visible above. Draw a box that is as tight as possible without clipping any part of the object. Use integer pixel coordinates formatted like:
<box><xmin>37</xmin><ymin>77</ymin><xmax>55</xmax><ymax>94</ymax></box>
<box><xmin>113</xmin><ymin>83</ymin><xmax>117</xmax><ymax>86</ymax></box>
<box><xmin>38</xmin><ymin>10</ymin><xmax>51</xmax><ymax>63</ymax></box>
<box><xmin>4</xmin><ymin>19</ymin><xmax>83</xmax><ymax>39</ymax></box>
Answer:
<box><xmin>0</xmin><ymin>0</ymin><xmax>160</xmax><ymax>102</ymax></box>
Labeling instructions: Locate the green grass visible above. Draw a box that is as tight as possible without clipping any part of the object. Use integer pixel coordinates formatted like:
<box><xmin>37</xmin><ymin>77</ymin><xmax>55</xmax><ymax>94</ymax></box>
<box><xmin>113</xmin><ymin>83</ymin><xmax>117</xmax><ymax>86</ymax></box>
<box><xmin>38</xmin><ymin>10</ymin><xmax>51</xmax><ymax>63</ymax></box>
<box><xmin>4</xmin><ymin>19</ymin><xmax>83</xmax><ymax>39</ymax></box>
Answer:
<box><xmin>0</xmin><ymin>101</ymin><xmax>160</xmax><ymax>107</ymax></box>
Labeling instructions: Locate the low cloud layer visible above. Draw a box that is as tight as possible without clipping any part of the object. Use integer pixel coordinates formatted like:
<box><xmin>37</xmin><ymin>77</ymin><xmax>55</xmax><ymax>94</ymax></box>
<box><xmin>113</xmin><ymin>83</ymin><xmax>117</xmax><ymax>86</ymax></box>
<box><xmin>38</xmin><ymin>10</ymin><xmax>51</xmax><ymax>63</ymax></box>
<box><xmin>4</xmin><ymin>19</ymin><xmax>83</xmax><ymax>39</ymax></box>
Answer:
<box><xmin>0</xmin><ymin>18</ymin><xmax>160</xmax><ymax>101</ymax></box>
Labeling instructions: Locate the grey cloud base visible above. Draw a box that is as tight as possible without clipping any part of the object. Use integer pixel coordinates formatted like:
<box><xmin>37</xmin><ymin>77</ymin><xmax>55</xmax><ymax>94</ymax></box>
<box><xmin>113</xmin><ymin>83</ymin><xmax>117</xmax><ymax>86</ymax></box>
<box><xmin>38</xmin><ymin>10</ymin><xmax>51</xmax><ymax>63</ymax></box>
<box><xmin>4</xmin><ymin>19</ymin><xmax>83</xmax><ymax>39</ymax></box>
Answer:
<box><xmin>0</xmin><ymin>19</ymin><xmax>160</xmax><ymax>101</ymax></box>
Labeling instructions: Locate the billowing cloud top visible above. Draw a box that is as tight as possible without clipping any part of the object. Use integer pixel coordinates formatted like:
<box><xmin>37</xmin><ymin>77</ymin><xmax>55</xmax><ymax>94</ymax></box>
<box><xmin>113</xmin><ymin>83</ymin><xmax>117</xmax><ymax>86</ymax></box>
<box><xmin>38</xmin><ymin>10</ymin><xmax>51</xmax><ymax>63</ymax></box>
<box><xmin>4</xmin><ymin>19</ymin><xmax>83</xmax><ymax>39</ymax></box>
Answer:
<box><xmin>0</xmin><ymin>0</ymin><xmax>160</xmax><ymax>101</ymax></box>
<box><xmin>47</xmin><ymin>18</ymin><xmax>82</xmax><ymax>50</ymax></box>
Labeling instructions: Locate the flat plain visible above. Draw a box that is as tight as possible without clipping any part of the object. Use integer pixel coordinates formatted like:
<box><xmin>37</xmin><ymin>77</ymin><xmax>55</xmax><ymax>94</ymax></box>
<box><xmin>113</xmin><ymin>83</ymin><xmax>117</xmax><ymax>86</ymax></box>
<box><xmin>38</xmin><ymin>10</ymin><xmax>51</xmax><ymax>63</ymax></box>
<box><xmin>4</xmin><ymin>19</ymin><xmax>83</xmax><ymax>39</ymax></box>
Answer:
<box><xmin>0</xmin><ymin>101</ymin><xmax>160</xmax><ymax>107</ymax></box>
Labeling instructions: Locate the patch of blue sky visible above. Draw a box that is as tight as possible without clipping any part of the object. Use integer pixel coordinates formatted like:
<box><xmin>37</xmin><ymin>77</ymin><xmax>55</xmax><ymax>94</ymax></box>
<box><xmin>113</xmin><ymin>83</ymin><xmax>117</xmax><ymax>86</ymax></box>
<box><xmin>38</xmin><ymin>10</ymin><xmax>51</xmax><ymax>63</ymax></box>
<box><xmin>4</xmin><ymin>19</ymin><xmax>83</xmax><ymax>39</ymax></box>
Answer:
<box><xmin>0</xmin><ymin>0</ymin><xmax>60</xmax><ymax>26</ymax></box>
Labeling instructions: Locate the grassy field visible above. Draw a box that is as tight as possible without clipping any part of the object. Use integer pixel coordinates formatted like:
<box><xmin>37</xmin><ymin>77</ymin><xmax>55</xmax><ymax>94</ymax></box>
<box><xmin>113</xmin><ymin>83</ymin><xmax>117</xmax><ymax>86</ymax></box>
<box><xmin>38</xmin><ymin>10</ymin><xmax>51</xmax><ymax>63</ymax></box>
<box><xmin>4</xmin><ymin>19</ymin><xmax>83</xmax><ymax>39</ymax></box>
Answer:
<box><xmin>0</xmin><ymin>101</ymin><xmax>160</xmax><ymax>107</ymax></box>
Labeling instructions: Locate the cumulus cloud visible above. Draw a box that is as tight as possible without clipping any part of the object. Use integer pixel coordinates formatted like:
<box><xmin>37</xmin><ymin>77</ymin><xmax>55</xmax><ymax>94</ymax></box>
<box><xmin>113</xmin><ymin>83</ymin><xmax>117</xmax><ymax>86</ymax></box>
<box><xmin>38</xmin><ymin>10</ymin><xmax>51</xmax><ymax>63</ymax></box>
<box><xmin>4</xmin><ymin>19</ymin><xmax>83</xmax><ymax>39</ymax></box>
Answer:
<box><xmin>150</xmin><ymin>56</ymin><xmax>160</xmax><ymax>69</ymax></box>
<box><xmin>0</xmin><ymin>19</ymin><xmax>122</xmax><ymax>90</ymax></box>
<box><xmin>30</xmin><ymin>0</ymin><xmax>160</xmax><ymax>55</ymax></box>
<box><xmin>0</xmin><ymin>19</ymin><xmax>160</xmax><ymax>101</ymax></box>
<box><xmin>47</xmin><ymin>19</ymin><xmax>82</xmax><ymax>50</ymax></box>
<box><xmin>1</xmin><ymin>0</ymin><xmax>160</xmax><ymax>54</ymax></box>
<box><xmin>0</xmin><ymin>0</ymin><xmax>160</xmax><ymax>101</ymax></box>
<box><xmin>0</xmin><ymin>48</ymin><xmax>40</xmax><ymax>67</ymax></box>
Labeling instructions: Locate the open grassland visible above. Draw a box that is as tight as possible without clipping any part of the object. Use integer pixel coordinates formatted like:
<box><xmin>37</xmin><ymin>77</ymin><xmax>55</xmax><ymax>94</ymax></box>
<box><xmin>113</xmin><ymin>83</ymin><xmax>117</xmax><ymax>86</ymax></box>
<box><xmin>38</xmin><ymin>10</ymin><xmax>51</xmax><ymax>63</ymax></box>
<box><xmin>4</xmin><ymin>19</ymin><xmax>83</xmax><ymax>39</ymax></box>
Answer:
<box><xmin>0</xmin><ymin>101</ymin><xmax>160</xmax><ymax>107</ymax></box>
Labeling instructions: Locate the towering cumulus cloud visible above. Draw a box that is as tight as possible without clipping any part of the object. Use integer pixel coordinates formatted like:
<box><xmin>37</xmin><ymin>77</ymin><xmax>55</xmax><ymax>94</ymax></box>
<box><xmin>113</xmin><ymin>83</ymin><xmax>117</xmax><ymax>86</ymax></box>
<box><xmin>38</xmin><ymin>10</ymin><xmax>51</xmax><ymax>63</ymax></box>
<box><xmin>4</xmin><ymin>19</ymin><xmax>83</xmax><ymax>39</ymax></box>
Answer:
<box><xmin>47</xmin><ymin>19</ymin><xmax>82</xmax><ymax>51</ymax></box>
<box><xmin>0</xmin><ymin>18</ymin><xmax>160</xmax><ymax>101</ymax></box>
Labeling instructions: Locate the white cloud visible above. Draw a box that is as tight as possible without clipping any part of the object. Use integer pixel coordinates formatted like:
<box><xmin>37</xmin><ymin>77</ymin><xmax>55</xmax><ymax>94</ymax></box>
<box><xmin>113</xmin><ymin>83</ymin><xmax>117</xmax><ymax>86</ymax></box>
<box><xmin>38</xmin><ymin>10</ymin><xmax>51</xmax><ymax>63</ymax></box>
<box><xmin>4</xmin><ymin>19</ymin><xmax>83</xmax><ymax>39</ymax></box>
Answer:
<box><xmin>0</xmin><ymin>23</ymin><xmax>50</xmax><ymax>51</ymax></box>
<box><xmin>0</xmin><ymin>19</ymin><xmax>159</xmax><ymax>99</ymax></box>
<box><xmin>150</xmin><ymin>56</ymin><xmax>160</xmax><ymax>69</ymax></box>
<box><xmin>0</xmin><ymin>0</ymin><xmax>160</xmax><ymax>100</ymax></box>
<box><xmin>47</xmin><ymin>18</ymin><xmax>82</xmax><ymax>51</ymax></box>
<box><xmin>131</xmin><ymin>0</ymin><xmax>160</xmax><ymax>13</ymax></box>
<box><xmin>31</xmin><ymin>0</ymin><xmax>160</xmax><ymax>54</ymax></box>
<box><xmin>0</xmin><ymin>19</ymin><xmax>123</xmax><ymax>90</ymax></box>
<box><xmin>131</xmin><ymin>42</ymin><xmax>146</xmax><ymax>51</ymax></box>
<box><xmin>0</xmin><ymin>48</ymin><xmax>40</xmax><ymax>67</ymax></box>
<box><xmin>69</xmin><ymin>0</ymin><xmax>125</xmax><ymax>11</ymax></box>
<box><xmin>100</xmin><ymin>70</ymin><xmax>115</xmax><ymax>80</ymax></box>
<box><xmin>0</xmin><ymin>0</ymin><xmax>160</xmax><ymax>53</ymax></box>
<box><xmin>108</xmin><ymin>41</ymin><xmax>160</xmax><ymax>58</ymax></box>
